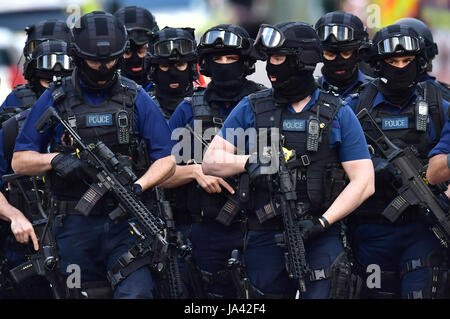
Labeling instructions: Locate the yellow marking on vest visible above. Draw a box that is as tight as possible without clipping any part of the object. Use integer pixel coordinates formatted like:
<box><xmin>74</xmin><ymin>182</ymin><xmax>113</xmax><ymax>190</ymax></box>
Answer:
<box><xmin>282</xmin><ymin>147</ymin><xmax>294</xmax><ymax>162</ymax></box>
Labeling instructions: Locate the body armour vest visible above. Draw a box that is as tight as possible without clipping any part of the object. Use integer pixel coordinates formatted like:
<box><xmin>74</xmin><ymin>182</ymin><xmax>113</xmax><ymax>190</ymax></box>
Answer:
<box><xmin>1</xmin><ymin>109</ymin><xmax>42</xmax><ymax>220</ymax></box>
<box><xmin>0</xmin><ymin>85</ymin><xmax>36</xmax><ymax>125</ymax></box>
<box><xmin>183</xmin><ymin>83</ymin><xmax>265</xmax><ymax>223</ymax></box>
<box><xmin>151</xmin><ymin>95</ymin><xmax>183</xmax><ymax>121</ymax></box>
<box><xmin>48</xmin><ymin>74</ymin><xmax>140</xmax><ymax>200</ymax></box>
<box><xmin>316</xmin><ymin>72</ymin><xmax>373</xmax><ymax>98</ymax></box>
<box><xmin>12</xmin><ymin>84</ymin><xmax>37</xmax><ymax>107</ymax></box>
<box><xmin>248</xmin><ymin>88</ymin><xmax>346</xmax><ymax>230</ymax></box>
<box><xmin>354</xmin><ymin>79</ymin><xmax>445</xmax><ymax>219</ymax></box>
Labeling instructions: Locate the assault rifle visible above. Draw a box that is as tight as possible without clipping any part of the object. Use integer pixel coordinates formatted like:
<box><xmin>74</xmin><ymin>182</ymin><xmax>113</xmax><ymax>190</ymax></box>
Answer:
<box><xmin>357</xmin><ymin>108</ymin><xmax>450</xmax><ymax>248</ymax></box>
<box><xmin>35</xmin><ymin>107</ymin><xmax>168</xmax><ymax>247</ymax></box>
<box><xmin>4</xmin><ymin>173</ymin><xmax>65</xmax><ymax>299</ymax></box>
<box><xmin>154</xmin><ymin>186</ymin><xmax>186</xmax><ymax>298</ymax></box>
<box><xmin>226</xmin><ymin>249</ymin><xmax>266</xmax><ymax>299</ymax></box>
<box><xmin>274</xmin><ymin>145</ymin><xmax>309</xmax><ymax>293</ymax></box>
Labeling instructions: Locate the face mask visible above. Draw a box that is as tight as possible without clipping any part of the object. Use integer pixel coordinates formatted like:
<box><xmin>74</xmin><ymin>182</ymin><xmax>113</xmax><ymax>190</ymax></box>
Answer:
<box><xmin>379</xmin><ymin>59</ymin><xmax>418</xmax><ymax>105</ymax></box>
<box><xmin>266</xmin><ymin>56</ymin><xmax>316</xmax><ymax>104</ymax></box>
<box><xmin>321</xmin><ymin>52</ymin><xmax>358</xmax><ymax>90</ymax></box>
<box><xmin>79</xmin><ymin>60</ymin><xmax>118</xmax><ymax>90</ymax></box>
<box><xmin>155</xmin><ymin>63</ymin><xmax>192</xmax><ymax>97</ymax></box>
<box><xmin>121</xmin><ymin>50</ymin><xmax>146</xmax><ymax>84</ymax></box>
<box><xmin>30</xmin><ymin>79</ymin><xmax>48</xmax><ymax>97</ymax></box>
<box><xmin>207</xmin><ymin>58</ymin><xmax>245</xmax><ymax>88</ymax></box>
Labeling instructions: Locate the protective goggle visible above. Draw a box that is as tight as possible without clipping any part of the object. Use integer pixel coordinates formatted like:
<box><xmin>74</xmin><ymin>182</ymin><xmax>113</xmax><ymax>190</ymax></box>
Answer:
<box><xmin>316</xmin><ymin>25</ymin><xmax>355</xmax><ymax>42</ymax></box>
<box><xmin>36</xmin><ymin>54</ymin><xmax>73</xmax><ymax>71</ymax></box>
<box><xmin>200</xmin><ymin>29</ymin><xmax>243</xmax><ymax>48</ymax></box>
<box><xmin>153</xmin><ymin>38</ymin><xmax>196</xmax><ymax>57</ymax></box>
<box><xmin>376</xmin><ymin>35</ymin><xmax>421</xmax><ymax>54</ymax></box>
<box><xmin>254</xmin><ymin>24</ymin><xmax>285</xmax><ymax>49</ymax></box>
<box><xmin>128</xmin><ymin>29</ymin><xmax>152</xmax><ymax>45</ymax></box>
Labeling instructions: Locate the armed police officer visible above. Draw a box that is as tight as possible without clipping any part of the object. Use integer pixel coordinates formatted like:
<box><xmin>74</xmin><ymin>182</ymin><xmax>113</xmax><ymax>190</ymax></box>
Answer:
<box><xmin>427</xmin><ymin>117</ymin><xmax>450</xmax><ymax>184</ymax></box>
<box><xmin>393</xmin><ymin>18</ymin><xmax>450</xmax><ymax>102</ymax></box>
<box><xmin>1</xmin><ymin>20</ymin><xmax>71</xmax><ymax>110</ymax></box>
<box><xmin>347</xmin><ymin>24</ymin><xmax>449</xmax><ymax>298</ymax></box>
<box><xmin>202</xmin><ymin>22</ymin><xmax>374</xmax><ymax>299</ymax></box>
<box><xmin>138</xmin><ymin>26</ymin><xmax>200</xmax><ymax>298</ymax></box>
<box><xmin>0</xmin><ymin>39</ymin><xmax>73</xmax><ymax>299</ymax></box>
<box><xmin>164</xmin><ymin>24</ymin><xmax>265</xmax><ymax>298</ymax></box>
<box><xmin>11</xmin><ymin>11</ymin><xmax>175</xmax><ymax>299</ymax></box>
<box><xmin>314</xmin><ymin>11</ymin><xmax>370</xmax><ymax>99</ymax></box>
<box><xmin>148</xmin><ymin>27</ymin><xmax>199</xmax><ymax>119</ymax></box>
<box><xmin>114</xmin><ymin>5</ymin><xmax>159</xmax><ymax>90</ymax></box>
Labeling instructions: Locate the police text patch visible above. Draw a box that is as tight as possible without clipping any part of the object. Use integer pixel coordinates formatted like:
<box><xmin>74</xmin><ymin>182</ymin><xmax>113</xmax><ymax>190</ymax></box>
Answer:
<box><xmin>381</xmin><ymin>117</ymin><xmax>408</xmax><ymax>130</ymax></box>
<box><xmin>86</xmin><ymin>113</ymin><xmax>113</xmax><ymax>127</ymax></box>
<box><xmin>283</xmin><ymin>119</ymin><xmax>306</xmax><ymax>131</ymax></box>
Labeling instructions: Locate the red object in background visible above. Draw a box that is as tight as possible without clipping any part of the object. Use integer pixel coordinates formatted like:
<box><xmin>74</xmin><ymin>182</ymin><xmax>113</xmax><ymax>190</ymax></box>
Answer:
<box><xmin>194</xmin><ymin>63</ymin><xmax>207</xmax><ymax>88</ymax></box>
<box><xmin>9</xmin><ymin>65</ymin><xmax>26</xmax><ymax>88</ymax></box>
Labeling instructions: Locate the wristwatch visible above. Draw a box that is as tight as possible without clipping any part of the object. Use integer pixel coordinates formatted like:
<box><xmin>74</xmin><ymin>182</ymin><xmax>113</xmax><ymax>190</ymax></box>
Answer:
<box><xmin>447</xmin><ymin>153</ymin><xmax>450</xmax><ymax>169</ymax></box>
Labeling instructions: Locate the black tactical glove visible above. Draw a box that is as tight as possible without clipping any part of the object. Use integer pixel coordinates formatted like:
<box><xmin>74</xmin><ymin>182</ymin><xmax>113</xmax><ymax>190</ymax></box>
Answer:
<box><xmin>50</xmin><ymin>154</ymin><xmax>90</xmax><ymax>182</ymax></box>
<box><xmin>372</xmin><ymin>156</ymin><xmax>402</xmax><ymax>187</ymax></box>
<box><xmin>132</xmin><ymin>183</ymin><xmax>143</xmax><ymax>196</ymax></box>
<box><xmin>298</xmin><ymin>218</ymin><xmax>325</xmax><ymax>243</ymax></box>
<box><xmin>244</xmin><ymin>153</ymin><xmax>277</xmax><ymax>180</ymax></box>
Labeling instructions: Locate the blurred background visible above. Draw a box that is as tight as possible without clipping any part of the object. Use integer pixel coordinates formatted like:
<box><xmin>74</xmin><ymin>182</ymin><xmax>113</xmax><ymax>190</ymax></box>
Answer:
<box><xmin>0</xmin><ymin>0</ymin><xmax>448</xmax><ymax>101</ymax></box>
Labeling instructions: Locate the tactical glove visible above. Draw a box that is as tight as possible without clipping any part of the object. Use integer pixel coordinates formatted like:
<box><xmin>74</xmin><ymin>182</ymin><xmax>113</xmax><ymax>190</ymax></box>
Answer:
<box><xmin>132</xmin><ymin>183</ymin><xmax>143</xmax><ymax>196</ymax></box>
<box><xmin>298</xmin><ymin>218</ymin><xmax>325</xmax><ymax>243</ymax></box>
<box><xmin>50</xmin><ymin>154</ymin><xmax>90</xmax><ymax>182</ymax></box>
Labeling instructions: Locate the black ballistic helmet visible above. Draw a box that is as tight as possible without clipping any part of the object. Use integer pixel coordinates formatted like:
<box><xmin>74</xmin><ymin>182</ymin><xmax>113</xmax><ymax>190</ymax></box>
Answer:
<box><xmin>360</xmin><ymin>24</ymin><xmax>427</xmax><ymax>73</ymax></box>
<box><xmin>23</xmin><ymin>19</ymin><xmax>72</xmax><ymax>59</ymax></box>
<box><xmin>393</xmin><ymin>17</ymin><xmax>438</xmax><ymax>61</ymax></box>
<box><xmin>25</xmin><ymin>40</ymin><xmax>73</xmax><ymax>81</ymax></box>
<box><xmin>198</xmin><ymin>24</ymin><xmax>259</xmax><ymax>76</ymax></box>
<box><xmin>71</xmin><ymin>11</ymin><xmax>128</xmax><ymax>62</ymax></box>
<box><xmin>149</xmin><ymin>27</ymin><xmax>198</xmax><ymax>81</ymax></box>
<box><xmin>114</xmin><ymin>6</ymin><xmax>159</xmax><ymax>46</ymax></box>
<box><xmin>255</xmin><ymin>21</ymin><xmax>323</xmax><ymax>71</ymax></box>
<box><xmin>149</xmin><ymin>27</ymin><xmax>197</xmax><ymax>63</ymax></box>
<box><xmin>314</xmin><ymin>11</ymin><xmax>368</xmax><ymax>52</ymax></box>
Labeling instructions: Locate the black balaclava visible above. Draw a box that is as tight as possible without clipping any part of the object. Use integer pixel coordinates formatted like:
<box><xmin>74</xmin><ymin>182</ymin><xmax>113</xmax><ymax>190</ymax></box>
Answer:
<box><xmin>322</xmin><ymin>52</ymin><xmax>359</xmax><ymax>92</ymax></box>
<box><xmin>154</xmin><ymin>62</ymin><xmax>193</xmax><ymax>111</ymax></box>
<box><xmin>31</xmin><ymin>68</ymin><xmax>71</xmax><ymax>96</ymax></box>
<box><xmin>78</xmin><ymin>60</ymin><xmax>118</xmax><ymax>91</ymax></box>
<box><xmin>30</xmin><ymin>79</ymin><xmax>48</xmax><ymax>97</ymax></box>
<box><xmin>266</xmin><ymin>55</ymin><xmax>316</xmax><ymax>104</ymax></box>
<box><xmin>378</xmin><ymin>59</ymin><xmax>418</xmax><ymax>106</ymax></box>
<box><xmin>206</xmin><ymin>55</ymin><xmax>247</xmax><ymax>100</ymax></box>
<box><xmin>121</xmin><ymin>42</ymin><xmax>147</xmax><ymax>84</ymax></box>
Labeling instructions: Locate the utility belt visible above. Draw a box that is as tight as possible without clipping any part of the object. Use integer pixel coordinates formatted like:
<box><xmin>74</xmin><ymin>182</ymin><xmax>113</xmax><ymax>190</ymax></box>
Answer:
<box><xmin>247</xmin><ymin>201</ymin><xmax>317</xmax><ymax>231</ymax></box>
<box><xmin>352</xmin><ymin>205</ymin><xmax>424</xmax><ymax>225</ymax></box>
<box><xmin>186</xmin><ymin>175</ymin><xmax>249</xmax><ymax>227</ymax></box>
<box><xmin>190</xmin><ymin>210</ymin><xmax>243</xmax><ymax>226</ymax></box>
<box><xmin>173</xmin><ymin>209</ymin><xmax>197</xmax><ymax>226</ymax></box>
<box><xmin>51</xmin><ymin>196</ymin><xmax>117</xmax><ymax>222</ymax></box>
